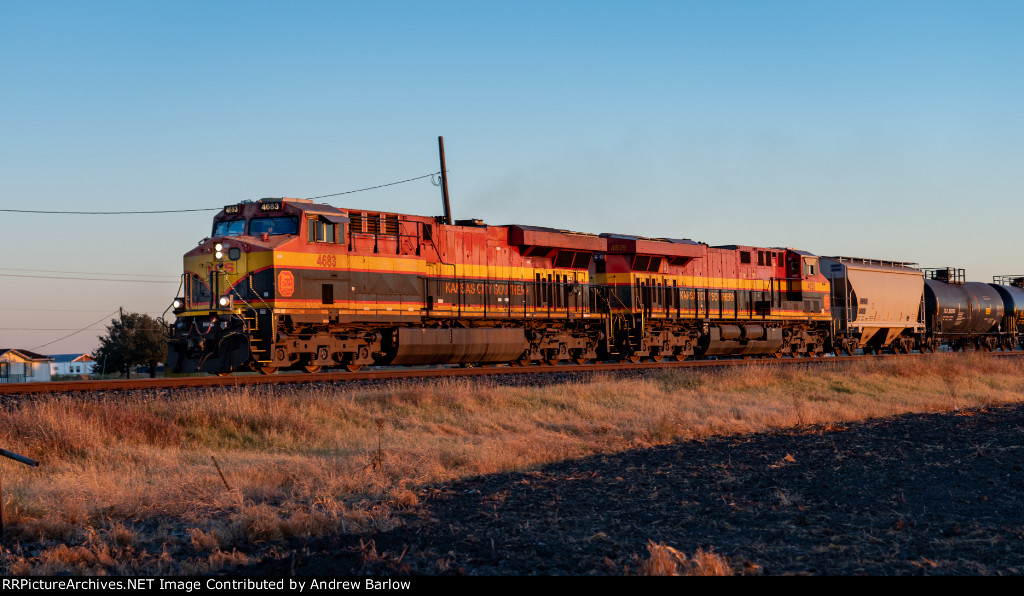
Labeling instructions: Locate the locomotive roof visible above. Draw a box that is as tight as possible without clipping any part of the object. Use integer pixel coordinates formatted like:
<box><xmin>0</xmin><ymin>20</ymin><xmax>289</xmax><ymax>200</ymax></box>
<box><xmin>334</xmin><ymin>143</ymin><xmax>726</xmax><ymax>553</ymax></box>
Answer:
<box><xmin>509</xmin><ymin>224</ymin><xmax>600</xmax><ymax>237</ymax></box>
<box><xmin>712</xmin><ymin>244</ymin><xmax>784</xmax><ymax>251</ymax></box>
<box><xmin>602</xmin><ymin>233</ymin><xmax>701</xmax><ymax>245</ymax></box>
<box><xmin>602</xmin><ymin>234</ymin><xmax>704</xmax><ymax>258</ymax></box>
<box><xmin>508</xmin><ymin>224</ymin><xmax>606</xmax><ymax>252</ymax></box>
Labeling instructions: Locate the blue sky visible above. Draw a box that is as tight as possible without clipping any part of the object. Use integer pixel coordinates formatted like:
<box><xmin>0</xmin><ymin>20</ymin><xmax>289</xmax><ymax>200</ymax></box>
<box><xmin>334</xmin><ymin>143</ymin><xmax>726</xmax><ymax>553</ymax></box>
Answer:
<box><xmin>2</xmin><ymin>1</ymin><xmax>1022</xmax><ymax>353</ymax></box>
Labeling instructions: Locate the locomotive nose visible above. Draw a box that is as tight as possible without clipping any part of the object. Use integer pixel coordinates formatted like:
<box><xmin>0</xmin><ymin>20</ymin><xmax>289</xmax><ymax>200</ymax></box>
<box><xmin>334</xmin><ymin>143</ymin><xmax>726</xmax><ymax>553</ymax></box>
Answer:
<box><xmin>207</xmin><ymin>239</ymin><xmax>245</xmax><ymax>268</ymax></box>
<box><xmin>175</xmin><ymin>237</ymin><xmax>254</xmax><ymax>315</ymax></box>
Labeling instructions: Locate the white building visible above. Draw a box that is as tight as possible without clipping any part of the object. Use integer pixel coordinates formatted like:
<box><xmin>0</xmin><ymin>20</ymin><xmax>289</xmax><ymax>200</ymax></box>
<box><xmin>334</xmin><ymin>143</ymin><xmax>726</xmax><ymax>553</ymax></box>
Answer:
<box><xmin>0</xmin><ymin>349</ymin><xmax>53</xmax><ymax>383</ymax></box>
<box><xmin>48</xmin><ymin>353</ymin><xmax>97</xmax><ymax>378</ymax></box>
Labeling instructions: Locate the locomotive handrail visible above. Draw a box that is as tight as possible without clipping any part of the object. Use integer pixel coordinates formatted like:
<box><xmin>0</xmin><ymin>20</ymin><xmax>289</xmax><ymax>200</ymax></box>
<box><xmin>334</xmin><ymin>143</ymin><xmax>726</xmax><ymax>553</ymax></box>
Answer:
<box><xmin>227</xmin><ymin>286</ymin><xmax>262</xmax><ymax>317</ymax></box>
<box><xmin>223</xmin><ymin>278</ymin><xmax>267</xmax><ymax>335</ymax></box>
<box><xmin>163</xmin><ymin>275</ymin><xmax>187</xmax><ymax>322</ymax></box>
<box><xmin>246</xmin><ymin>275</ymin><xmax>272</xmax><ymax>311</ymax></box>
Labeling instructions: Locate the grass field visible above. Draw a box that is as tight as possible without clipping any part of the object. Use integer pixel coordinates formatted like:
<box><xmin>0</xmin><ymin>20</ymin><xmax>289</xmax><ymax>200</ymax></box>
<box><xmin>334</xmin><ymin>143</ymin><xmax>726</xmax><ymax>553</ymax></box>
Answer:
<box><xmin>1</xmin><ymin>353</ymin><xmax>1021</xmax><ymax>575</ymax></box>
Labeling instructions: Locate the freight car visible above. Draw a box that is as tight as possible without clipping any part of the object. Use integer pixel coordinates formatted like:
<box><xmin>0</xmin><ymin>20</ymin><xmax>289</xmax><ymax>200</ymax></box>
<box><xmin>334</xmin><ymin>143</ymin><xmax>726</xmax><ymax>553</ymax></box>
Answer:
<box><xmin>820</xmin><ymin>257</ymin><xmax>925</xmax><ymax>355</ymax></box>
<box><xmin>991</xmin><ymin>276</ymin><xmax>1024</xmax><ymax>348</ymax></box>
<box><xmin>166</xmin><ymin>197</ymin><xmax>835</xmax><ymax>374</ymax></box>
<box><xmin>919</xmin><ymin>269</ymin><xmax>1024</xmax><ymax>352</ymax></box>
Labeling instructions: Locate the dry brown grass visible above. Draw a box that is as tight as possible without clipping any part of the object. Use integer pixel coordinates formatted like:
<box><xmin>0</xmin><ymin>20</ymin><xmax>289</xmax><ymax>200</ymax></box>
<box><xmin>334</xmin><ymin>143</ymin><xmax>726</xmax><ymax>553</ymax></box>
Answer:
<box><xmin>0</xmin><ymin>352</ymin><xmax>1022</xmax><ymax>574</ymax></box>
<box><xmin>637</xmin><ymin>541</ymin><xmax>734</xmax><ymax>576</ymax></box>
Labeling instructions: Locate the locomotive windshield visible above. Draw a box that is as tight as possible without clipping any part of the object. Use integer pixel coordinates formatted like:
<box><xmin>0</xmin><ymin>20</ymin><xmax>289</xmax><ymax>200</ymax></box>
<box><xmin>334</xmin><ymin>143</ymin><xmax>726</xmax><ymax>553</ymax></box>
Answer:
<box><xmin>212</xmin><ymin>219</ymin><xmax>246</xmax><ymax>237</ymax></box>
<box><xmin>249</xmin><ymin>215</ymin><xmax>298</xmax><ymax>236</ymax></box>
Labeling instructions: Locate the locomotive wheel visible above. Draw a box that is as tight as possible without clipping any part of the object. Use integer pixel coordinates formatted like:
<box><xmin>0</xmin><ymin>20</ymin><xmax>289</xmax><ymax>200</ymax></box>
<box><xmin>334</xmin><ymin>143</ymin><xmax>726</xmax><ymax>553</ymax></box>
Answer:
<box><xmin>303</xmin><ymin>365</ymin><xmax>322</xmax><ymax>373</ymax></box>
<box><xmin>621</xmin><ymin>355</ymin><xmax>641</xmax><ymax>364</ymax></box>
<box><xmin>673</xmin><ymin>354</ymin><xmax>688</xmax><ymax>362</ymax></box>
<box><xmin>772</xmin><ymin>352</ymin><xmax>784</xmax><ymax>359</ymax></box>
<box><xmin>216</xmin><ymin>371</ymin><xmax>232</xmax><ymax>377</ymax></box>
<box><xmin>573</xmin><ymin>358</ymin><xmax>592</xmax><ymax>365</ymax></box>
<box><xmin>648</xmin><ymin>355</ymin><xmax>664</xmax><ymax>363</ymax></box>
<box><xmin>345</xmin><ymin>364</ymin><xmax>364</xmax><ymax>372</ymax></box>
<box><xmin>545</xmin><ymin>358</ymin><xmax>562</xmax><ymax>366</ymax></box>
<box><xmin>258</xmin><ymin>366</ymin><xmax>279</xmax><ymax>375</ymax></box>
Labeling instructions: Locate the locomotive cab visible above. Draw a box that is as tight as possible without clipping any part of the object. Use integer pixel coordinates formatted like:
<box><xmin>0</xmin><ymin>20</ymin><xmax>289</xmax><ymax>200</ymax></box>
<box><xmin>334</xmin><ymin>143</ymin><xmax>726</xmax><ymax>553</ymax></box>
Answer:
<box><xmin>167</xmin><ymin>198</ymin><xmax>329</xmax><ymax>374</ymax></box>
<box><xmin>781</xmin><ymin>250</ymin><xmax>828</xmax><ymax>316</ymax></box>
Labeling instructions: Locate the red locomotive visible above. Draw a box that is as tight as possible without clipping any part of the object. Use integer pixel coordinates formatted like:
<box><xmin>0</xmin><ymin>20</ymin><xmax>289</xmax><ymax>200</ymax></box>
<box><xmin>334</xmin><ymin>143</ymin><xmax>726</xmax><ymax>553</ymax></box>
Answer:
<box><xmin>166</xmin><ymin>193</ymin><xmax>834</xmax><ymax>374</ymax></box>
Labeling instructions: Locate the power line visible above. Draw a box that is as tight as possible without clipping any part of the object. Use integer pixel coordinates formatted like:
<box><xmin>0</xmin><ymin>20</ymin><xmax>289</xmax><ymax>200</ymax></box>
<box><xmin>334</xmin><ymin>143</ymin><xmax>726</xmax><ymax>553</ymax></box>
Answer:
<box><xmin>1</xmin><ymin>171</ymin><xmax>445</xmax><ymax>214</ymax></box>
<box><xmin>306</xmin><ymin>171</ymin><xmax>443</xmax><ymax>199</ymax></box>
<box><xmin>0</xmin><ymin>273</ymin><xmax>178</xmax><ymax>284</ymax></box>
<box><xmin>5</xmin><ymin>327</ymin><xmax>165</xmax><ymax>331</ymax></box>
<box><xmin>0</xmin><ymin>267</ymin><xmax>178</xmax><ymax>279</ymax></box>
<box><xmin>0</xmin><ymin>207</ymin><xmax>218</xmax><ymax>215</ymax></box>
<box><xmin>30</xmin><ymin>311</ymin><xmax>119</xmax><ymax>351</ymax></box>
<box><xmin>2</xmin><ymin>327</ymin><xmax>108</xmax><ymax>331</ymax></box>
<box><xmin>1</xmin><ymin>308</ymin><xmax>165</xmax><ymax>313</ymax></box>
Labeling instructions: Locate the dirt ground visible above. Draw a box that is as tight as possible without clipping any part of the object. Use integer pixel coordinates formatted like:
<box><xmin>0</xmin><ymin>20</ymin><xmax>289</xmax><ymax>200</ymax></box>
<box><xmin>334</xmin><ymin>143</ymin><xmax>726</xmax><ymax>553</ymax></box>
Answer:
<box><xmin>250</xmin><ymin>403</ymin><xmax>1024</xmax><ymax>576</ymax></box>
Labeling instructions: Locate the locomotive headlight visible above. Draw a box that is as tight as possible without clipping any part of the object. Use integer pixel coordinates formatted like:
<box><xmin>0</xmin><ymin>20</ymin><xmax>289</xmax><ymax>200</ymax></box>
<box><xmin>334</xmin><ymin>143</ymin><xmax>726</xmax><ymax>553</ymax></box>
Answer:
<box><xmin>215</xmin><ymin>251</ymin><xmax>224</xmax><ymax>259</ymax></box>
<box><xmin>215</xmin><ymin>243</ymin><xmax>223</xmax><ymax>252</ymax></box>
<box><xmin>172</xmin><ymin>299</ymin><xmax>183</xmax><ymax>309</ymax></box>
<box><xmin>218</xmin><ymin>296</ymin><xmax>230</xmax><ymax>307</ymax></box>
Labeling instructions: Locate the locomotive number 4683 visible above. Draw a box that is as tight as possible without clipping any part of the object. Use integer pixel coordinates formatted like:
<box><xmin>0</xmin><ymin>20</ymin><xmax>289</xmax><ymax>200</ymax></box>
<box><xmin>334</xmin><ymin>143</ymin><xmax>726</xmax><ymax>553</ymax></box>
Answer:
<box><xmin>317</xmin><ymin>254</ymin><xmax>337</xmax><ymax>267</ymax></box>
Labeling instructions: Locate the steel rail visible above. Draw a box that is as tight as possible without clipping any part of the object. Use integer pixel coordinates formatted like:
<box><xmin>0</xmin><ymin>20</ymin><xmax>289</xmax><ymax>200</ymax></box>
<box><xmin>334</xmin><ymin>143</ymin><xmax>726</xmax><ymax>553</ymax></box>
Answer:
<box><xmin>2</xmin><ymin>351</ymin><xmax>1022</xmax><ymax>396</ymax></box>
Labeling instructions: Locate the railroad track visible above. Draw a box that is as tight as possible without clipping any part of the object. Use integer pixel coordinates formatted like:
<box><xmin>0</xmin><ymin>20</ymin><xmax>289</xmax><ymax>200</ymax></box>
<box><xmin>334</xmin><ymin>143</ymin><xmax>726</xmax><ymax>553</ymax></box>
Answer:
<box><xmin>3</xmin><ymin>351</ymin><xmax>1020</xmax><ymax>396</ymax></box>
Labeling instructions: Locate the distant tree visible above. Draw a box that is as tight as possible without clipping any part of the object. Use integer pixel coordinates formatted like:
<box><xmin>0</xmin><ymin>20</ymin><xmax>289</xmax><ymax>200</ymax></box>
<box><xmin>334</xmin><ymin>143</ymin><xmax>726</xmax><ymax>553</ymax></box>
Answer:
<box><xmin>92</xmin><ymin>311</ymin><xmax>166</xmax><ymax>378</ymax></box>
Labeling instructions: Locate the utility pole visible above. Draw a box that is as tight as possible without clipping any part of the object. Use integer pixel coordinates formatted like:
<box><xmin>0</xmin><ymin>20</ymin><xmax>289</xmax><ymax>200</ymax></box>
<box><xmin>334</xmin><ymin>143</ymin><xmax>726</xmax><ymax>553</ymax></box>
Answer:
<box><xmin>118</xmin><ymin>307</ymin><xmax>126</xmax><ymax>378</ymax></box>
<box><xmin>438</xmin><ymin>136</ymin><xmax>452</xmax><ymax>225</ymax></box>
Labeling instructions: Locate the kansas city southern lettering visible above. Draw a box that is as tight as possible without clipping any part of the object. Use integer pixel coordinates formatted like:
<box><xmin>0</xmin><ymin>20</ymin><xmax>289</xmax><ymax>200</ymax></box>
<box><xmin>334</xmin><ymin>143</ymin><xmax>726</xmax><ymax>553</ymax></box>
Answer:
<box><xmin>443</xmin><ymin>281</ymin><xmax>527</xmax><ymax>296</ymax></box>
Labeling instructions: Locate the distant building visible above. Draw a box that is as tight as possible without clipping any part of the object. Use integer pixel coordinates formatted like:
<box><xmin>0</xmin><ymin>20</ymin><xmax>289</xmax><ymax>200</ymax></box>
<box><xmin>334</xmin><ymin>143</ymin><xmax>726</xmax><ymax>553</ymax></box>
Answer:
<box><xmin>0</xmin><ymin>349</ymin><xmax>54</xmax><ymax>383</ymax></box>
<box><xmin>48</xmin><ymin>353</ymin><xmax>97</xmax><ymax>378</ymax></box>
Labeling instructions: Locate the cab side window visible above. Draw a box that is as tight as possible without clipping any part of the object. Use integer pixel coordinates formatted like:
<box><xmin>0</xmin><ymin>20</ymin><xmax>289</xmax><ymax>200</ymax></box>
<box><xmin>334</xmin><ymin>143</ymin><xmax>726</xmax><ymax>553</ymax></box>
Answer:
<box><xmin>803</xmin><ymin>258</ymin><xmax>817</xmax><ymax>276</ymax></box>
<box><xmin>307</xmin><ymin>217</ymin><xmax>340</xmax><ymax>243</ymax></box>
